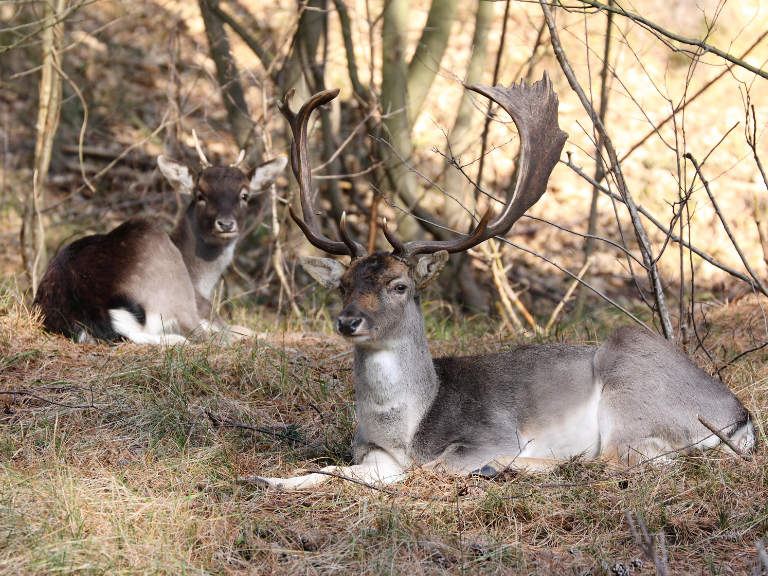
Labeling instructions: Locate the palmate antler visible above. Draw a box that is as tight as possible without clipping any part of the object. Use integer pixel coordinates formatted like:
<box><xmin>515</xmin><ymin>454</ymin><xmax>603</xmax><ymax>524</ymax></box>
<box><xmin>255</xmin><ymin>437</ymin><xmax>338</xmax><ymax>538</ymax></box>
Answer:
<box><xmin>280</xmin><ymin>72</ymin><xmax>568</xmax><ymax>262</ymax></box>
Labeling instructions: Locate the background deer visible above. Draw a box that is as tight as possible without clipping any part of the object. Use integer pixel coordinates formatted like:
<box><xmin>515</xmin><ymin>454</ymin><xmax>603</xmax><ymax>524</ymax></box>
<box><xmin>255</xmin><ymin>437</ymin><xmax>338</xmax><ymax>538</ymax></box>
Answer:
<box><xmin>257</xmin><ymin>81</ymin><xmax>755</xmax><ymax>490</ymax></box>
<box><xmin>33</xmin><ymin>136</ymin><xmax>286</xmax><ymax>344</ymax></box>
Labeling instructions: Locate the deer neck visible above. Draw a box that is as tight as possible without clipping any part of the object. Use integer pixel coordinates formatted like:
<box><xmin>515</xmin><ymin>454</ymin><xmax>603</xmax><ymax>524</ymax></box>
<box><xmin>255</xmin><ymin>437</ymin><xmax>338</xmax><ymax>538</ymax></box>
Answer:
<box><xmin>352</xmin><ymin>296</ymin><xmax>438</xmax><ymax>463</ymax></box>
<box><xmin>169</xmin><ymin>202</ymin><xmax>236</xmax><ymax>300</ymax></box>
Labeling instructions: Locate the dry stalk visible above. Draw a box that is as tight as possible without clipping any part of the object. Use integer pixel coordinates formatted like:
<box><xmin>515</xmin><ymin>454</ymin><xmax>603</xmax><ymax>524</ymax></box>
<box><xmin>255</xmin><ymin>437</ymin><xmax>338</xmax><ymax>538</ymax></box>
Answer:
<box><xmin>545</xmin><ymin>257</ymin><xmax>592</xmax><ymax>332</ymax></box>
<box><xmin>479</xmin><ymin>239</ymin><xmax>533</xmax><ymax>332</ymax></box>
<box><xmin>30</xmin><ymin>171</ymin><xmax>45</xmax><ymax>297</ymax></box>
<box><xmin>494</xmin><ymin>301</ymin><xmax>518</xmax><ymax>335</ymax></box>
<box><xmin>625</xmin><ymin>511</ymin><xmax>669</xmax><ymax>576</ymax></box>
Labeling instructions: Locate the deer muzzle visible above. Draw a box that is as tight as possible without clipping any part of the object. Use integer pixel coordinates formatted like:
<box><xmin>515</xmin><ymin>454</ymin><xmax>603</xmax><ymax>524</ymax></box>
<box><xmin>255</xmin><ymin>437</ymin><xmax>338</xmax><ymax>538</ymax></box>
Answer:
<box><xmin>215</xmin><ymin>219</ymin><xmax>238</xmax><ymax>235</ymax></box>
<box><xmin>337</xmin><ymin>316</ymin><xmax>363</xmax><ymax>336</ymax></box>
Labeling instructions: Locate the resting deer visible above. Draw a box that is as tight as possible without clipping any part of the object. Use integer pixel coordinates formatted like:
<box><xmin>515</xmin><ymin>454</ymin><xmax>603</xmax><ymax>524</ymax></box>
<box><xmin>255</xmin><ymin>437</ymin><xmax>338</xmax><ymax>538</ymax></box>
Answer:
<box><xmin>257</xmin><ymin>78</ymin><xmax>755</xmax><ymax>490</ymax></box>
<box><xmin>34</xmin><ymin>134</ymin><xmax>287</xmax><ymax>344</ymax></box>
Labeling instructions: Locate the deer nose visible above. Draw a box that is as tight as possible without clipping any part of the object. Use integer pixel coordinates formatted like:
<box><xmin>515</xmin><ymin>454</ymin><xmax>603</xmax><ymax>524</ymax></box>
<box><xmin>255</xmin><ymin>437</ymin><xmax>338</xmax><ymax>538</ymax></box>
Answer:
<box><xmin>337</xmin><ymin>316</ymin><xmax>362</xmax><ymax>335</ymax></box>
<box><xmin>216</xmin><ymin>220</ymin><xmax>236</xmax><ymax>233</ymax></box>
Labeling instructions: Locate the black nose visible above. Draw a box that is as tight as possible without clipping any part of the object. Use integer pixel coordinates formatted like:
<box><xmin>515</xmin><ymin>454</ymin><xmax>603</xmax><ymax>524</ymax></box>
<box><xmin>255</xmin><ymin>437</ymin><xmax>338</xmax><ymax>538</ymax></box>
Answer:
<box><xmin>338</xmin><ymin>317</ymin><xmax>362</xmax><ymax>335</ymax></box>
<box><xmin>217</xmin><ymin>220</ymin><xmax>235</xmax><ymax>233</ymax></box>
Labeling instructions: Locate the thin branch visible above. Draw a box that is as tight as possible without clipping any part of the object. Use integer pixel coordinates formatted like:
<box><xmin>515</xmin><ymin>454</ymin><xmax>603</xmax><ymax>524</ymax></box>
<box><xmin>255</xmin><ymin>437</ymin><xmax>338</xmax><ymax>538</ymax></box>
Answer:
<box><xmin>684</xmin><ymin>153</ymin><xmax>768</xmax><ymax>297</ymax></box>
<box><xmin>562</xmin><ymin>157</ymin><xmax>763</xmax><ymax>291</ymax></box>
<box><xmin>205</xmin><ymin>411</ymin><xmax>316</xmax><ymax>447</ymax></box>
<box><xmin>622</xmin><ymin>29</ymin><xmax>768</xmax><ymax>162</ymax></box>
<box><xmin>0</xmin><ymin>0</ymin><xmax>92</xmax><ymax>55</ymax></box>
<box><xmin>541</xmin><ymin>1</ymin><xmax>674</xmax><ymax>338</ymax></box>
<box><xmin>716</xmin><ymin>341</ymin><xmax>768</xmax><ymax>376</ymax></box>
<box><xmin>570</xmin><ymin>0</ymin><xmax>768</xmax><ymax>82</ymax></box>
<box><xmin>206</xmin><ymin>0</ymin><xmax>276</xmax><ymax>79</ymax></box>
<box><xmin>312</xmin><ymin>108</ymin><xmax>376</xmax><ymax>172</ymax></box>
<box><xmin>330</xmin><ymin>0</ymin><xmax>366</xmax><ymax>100</ymax></box>
<box><xmin>625</xmin><ymin>511</ymin><xmax>669</xmax><ymax>576</ymax></box>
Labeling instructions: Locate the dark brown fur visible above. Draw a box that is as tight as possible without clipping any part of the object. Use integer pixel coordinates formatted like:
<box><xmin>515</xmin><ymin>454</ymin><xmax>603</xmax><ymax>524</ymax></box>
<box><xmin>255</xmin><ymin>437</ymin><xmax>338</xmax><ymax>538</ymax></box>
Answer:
<box><xmin>34</xmin><ymin>218</ymin><xmax>157</xmax><ymax>340</ymax></box>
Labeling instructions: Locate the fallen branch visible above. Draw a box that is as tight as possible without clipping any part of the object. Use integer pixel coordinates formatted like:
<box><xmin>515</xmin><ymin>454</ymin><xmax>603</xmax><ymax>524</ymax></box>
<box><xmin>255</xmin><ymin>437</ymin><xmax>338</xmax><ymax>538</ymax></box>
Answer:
<box><xmin>205</xmin><ymin>411</ymin><xmax>316</xmax><ymax>447</ymax></box>
<box><xmin>696</xmin><ymin>413</ymin><xmax>749</xmax><ymax>459</ymax></box>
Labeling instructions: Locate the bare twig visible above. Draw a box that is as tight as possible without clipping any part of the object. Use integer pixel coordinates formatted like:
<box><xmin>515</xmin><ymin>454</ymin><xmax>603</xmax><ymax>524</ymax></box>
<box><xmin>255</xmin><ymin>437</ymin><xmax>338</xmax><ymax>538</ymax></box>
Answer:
<box><xmin>622</xmin><ymin>30</ymin><xmax>768</xmax><ymax>162</ymax></box>
<box><xmin>562</xmin><ymin>157</ymin><xmax>764</xmax><ymax>291</ymax></box>
<box><xmin>696</xmin><ymin>413</ymin><xmax>748</xmax><ymax>459</ymax></box>
<box><xmin>205</xmin><ymin>411</ymin><xmax>315</xmax><ymax>447</ymax></box>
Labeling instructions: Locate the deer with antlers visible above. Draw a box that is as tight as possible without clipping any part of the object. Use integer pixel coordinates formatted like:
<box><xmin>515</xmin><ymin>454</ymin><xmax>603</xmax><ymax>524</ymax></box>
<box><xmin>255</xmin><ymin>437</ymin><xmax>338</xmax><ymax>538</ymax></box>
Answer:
<box><xmin>257</xmin><ymin>77</ymin><xmax>754</xmax><ymax>490</ymax></box>
<box><xmin>34</xmin><ymin>134</ymin><xmax>286</xmax><ymax>344</ymax></box>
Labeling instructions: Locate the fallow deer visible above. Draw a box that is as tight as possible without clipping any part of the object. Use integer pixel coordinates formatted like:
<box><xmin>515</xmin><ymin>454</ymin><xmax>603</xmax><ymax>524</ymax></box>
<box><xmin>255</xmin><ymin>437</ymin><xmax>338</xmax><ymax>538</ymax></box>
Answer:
<box><xmin>33</xmin><ymin>134</ymin><xmax>287</xmax><ymax>344</ymax></box>
<box><xmin>257</xmin><ymin>80</ymin><xmax>755</xmax><ymax>490</ymax></box>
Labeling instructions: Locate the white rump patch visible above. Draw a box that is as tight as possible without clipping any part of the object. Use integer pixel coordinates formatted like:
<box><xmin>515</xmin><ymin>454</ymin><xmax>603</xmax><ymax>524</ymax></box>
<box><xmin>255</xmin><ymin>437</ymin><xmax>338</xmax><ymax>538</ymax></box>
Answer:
<box><xmin>109</xmin><ymin>309</ymin><xmax>187</xmax><ymax>346</ymax></box>
<box><xmin>109</xmin><ymin>308</ymin><xmax>144</xmax><ymax>336</ymax></box>
<box><xmin>727</xmin><ymin>419</ymin><xmax>756</xmax><ymax>453</ymax></box>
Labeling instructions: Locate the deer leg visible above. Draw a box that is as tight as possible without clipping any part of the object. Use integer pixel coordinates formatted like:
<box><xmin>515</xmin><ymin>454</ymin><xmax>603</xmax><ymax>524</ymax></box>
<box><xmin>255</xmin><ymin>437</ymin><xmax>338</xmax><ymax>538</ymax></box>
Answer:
<box><xmin>257</xmin><ymin>451</ymin><xmax>407</xmax><ymax>491</ymax></box>
<box><xmin>471</xmin><ymin>456</ymin><xmax>564</xmax><ymax>478</ymax></box>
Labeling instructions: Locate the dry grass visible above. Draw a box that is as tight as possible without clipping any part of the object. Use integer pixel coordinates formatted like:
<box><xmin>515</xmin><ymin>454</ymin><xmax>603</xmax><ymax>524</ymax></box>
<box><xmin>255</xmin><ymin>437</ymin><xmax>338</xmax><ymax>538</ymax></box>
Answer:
<box><xmin>1</xmin><ymin>282</ymin><xmax>767</xmax><ymax>575</ymax></box>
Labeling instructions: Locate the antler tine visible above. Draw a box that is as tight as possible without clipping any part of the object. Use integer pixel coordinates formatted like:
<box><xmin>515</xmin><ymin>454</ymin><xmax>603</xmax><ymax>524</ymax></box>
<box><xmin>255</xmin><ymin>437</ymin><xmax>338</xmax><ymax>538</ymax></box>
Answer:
<box><xmin>278</xmin><ymin>88</ymin><xmax>366</xmax><ymax>257</ymax></box>
<box><xmin>192</xmin><ymin>130</ymin><xmax>212</xmax><ymax>170</ymax></box>
<box><xmin>385</xmin><ymin>210</ymin><xmax>493</xmax><ymax>261</ymax></box>
<box><xmin>389</xmin><ymin>72</ymin><xmax>568</xmax><ymax>259</ymax></box>
<box><xmin>382</xmin><ymin>217</ymin><xmax>406</xmax><ymax>256</ymax></box>
<box><xmin>340</xmin><ymin>212</ymin><xmax>367</xmax><ymax>259</ymax></box>
<box><xmin>230</xmin><ymin>149</ymin><xmax>246</xmax><ymax>169</ymax></box>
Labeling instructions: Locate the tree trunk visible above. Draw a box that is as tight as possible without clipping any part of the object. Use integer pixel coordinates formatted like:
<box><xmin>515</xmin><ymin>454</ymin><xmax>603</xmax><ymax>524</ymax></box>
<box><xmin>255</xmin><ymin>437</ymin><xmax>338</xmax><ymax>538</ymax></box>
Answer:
<box><xmin>443</xmin><ymin>0</ymin><xmax>492</xmax><ymax>232</ymax></box>
<box><xmin>406</xmin><ymin>0</ymin><xmax>460</xmax><ymax>124</ymax></box>
<box><xmin>278</xmin><ymin>0</ymin><xmax>326</xmax><ymax>104</ymax></box>
<box><xmin>381</xmin><ymin>0</ymin><xmax>421</xmax><ymax>240</ymax></box>
<box><xmin>22</xmin><ymin>0</ymin><xmax>65</xmax><ymax>296</ymax></box>
<box><xmin>198</xmin><ymin>0</ymin><xmax>256</xmax><ymax>152</ymax></box>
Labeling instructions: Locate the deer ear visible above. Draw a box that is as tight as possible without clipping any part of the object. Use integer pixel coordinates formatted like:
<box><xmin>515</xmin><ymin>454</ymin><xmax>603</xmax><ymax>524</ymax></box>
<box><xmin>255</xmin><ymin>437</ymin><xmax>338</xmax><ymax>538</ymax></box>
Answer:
<box><xmin>300</xmin><ymin>256</ymin><xmax>347</xmax><ymax>289</ymax></box>
<box><xmin>247</xmin><ymin>156</ymin><xmax>288</xmax><ymax>193</ymax></box>
<box><xmin>158</xmin><ymin>156</ymin><xmax>196</xmax><ymax>195</ymax></box>
<box><xmin>414</xmin><ymin>251</ymin><xmax>448</xmax><ymax>293</ymax></box>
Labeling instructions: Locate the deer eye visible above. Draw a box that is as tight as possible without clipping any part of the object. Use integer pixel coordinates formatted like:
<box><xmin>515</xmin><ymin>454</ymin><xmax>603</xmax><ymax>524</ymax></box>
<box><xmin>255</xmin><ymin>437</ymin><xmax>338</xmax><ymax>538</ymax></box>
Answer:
<box><xmin>338</xmin><ymin>286</ymin><xmax>346</xmax><ymax>296</ymax></box>
<box><xmin>196</xmin><ymin>194</ymin><xmax>205</xmax><ymax>203</ymax></box>
<box><xmin>394</xmin><ymin>284</ymin><xmax>407</xmax><ymax>294</ymax></box>
<box><xmin>240</xmin><ymin>193</ymin><xmax>249</xmax><ymax>202</ymax></box>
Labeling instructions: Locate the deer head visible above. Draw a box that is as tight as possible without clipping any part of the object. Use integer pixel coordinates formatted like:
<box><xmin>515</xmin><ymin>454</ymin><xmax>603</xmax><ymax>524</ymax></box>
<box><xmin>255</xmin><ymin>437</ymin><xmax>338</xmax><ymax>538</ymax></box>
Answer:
<box><xmin>281</xmin><ymin>75</ymin><xmax>568</xmax><ymax>342</ymax></box>
<box><xmin>158</xmin><ymin>131</ymin><xmax>287</xmax><ymax>246</ymax></box>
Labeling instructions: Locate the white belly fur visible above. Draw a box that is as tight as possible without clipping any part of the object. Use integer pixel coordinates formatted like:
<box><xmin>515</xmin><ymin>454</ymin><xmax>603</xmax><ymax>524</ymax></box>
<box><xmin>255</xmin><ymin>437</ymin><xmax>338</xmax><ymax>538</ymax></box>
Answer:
<box><xmin>517</xmin><ymin>384</ymin><xmax>602</xmax><ymax>460</ymax></box>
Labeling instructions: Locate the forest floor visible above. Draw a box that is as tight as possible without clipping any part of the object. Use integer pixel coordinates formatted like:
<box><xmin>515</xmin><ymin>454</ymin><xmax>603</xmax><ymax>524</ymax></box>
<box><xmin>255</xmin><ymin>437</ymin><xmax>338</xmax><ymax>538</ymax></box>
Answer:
<box><xmin>1</xmin><ymin>282</ymin><xmax>767</xmax><ymax>575</ymax></box>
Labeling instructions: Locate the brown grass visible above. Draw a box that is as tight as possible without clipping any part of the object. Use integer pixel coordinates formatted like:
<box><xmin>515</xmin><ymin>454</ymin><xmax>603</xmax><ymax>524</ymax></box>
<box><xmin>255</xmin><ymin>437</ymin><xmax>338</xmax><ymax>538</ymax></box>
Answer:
<box><xmin>1</xmin><ymin>282</ymin><xmax>767</xmax><ymax>575</ymax></box>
